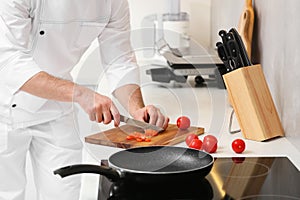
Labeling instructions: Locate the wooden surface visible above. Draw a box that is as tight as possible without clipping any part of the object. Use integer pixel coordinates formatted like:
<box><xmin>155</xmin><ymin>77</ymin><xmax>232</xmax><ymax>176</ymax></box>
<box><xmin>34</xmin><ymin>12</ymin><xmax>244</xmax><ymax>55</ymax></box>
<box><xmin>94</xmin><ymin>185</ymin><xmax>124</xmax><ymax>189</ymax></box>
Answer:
<box><xmin>238</xmin><ymin>0</ymin><xmax>254</xmax><ymax>58</ymax></box>
<box><xmin>223</xmin><ymin>64</ymin><xmax>284</xmax><ymax>141</ymax></box>
<box><xmin>85</xmin><ymin>124</ymin><xmax>204</xmax><ymax>149</ymax></box>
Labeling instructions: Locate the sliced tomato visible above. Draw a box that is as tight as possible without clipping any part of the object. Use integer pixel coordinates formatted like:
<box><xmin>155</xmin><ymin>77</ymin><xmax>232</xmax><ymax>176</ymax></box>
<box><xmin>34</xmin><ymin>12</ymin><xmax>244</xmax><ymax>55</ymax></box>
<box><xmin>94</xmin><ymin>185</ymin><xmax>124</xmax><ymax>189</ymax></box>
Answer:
<box><xmin>126</xmin><ymin>130</ymin><xmax>156</xmax><ymax>142</ymax></box>
<box><xmin>126</xmin><ymin>135</ymin><xmax>135</xmax><ymax>140</ymax></box>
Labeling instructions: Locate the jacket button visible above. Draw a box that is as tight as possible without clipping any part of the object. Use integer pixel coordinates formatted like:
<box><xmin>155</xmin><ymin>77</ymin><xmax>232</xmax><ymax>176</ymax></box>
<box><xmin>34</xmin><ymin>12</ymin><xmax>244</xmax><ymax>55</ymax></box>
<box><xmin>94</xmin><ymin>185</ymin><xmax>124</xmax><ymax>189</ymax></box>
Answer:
<box><xmin>39</xmin><ymin>30</ymin><xmax>45</xmax><ymax>35</ymax></box>
<box><xmin>12</xmin><ymin>104</ymin><xmax>17</xmax><ymax>108</ymax></box>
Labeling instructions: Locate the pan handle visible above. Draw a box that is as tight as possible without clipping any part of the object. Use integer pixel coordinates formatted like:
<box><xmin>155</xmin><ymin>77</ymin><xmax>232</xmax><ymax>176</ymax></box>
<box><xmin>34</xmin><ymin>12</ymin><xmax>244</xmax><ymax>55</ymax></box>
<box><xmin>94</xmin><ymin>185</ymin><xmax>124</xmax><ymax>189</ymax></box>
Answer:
<box><xmin>53</xmin><ymin>164</ymin><xmax>121</xmax><ymax>182</ymax></box>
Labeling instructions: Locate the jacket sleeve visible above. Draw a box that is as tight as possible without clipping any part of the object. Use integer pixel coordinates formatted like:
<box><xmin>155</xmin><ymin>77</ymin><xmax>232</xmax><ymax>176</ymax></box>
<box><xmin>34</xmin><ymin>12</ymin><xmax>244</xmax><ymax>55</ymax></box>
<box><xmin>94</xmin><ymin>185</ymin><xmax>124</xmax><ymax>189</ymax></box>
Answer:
<box><xmin>0</xmin><ymin>0</ymin><xmax>42</xmax><ymax>100</ymax></box>
<box><xmin>98</xmin><ymin>0</ymin><xmax>140</xmax><ymax>94</ymax></box>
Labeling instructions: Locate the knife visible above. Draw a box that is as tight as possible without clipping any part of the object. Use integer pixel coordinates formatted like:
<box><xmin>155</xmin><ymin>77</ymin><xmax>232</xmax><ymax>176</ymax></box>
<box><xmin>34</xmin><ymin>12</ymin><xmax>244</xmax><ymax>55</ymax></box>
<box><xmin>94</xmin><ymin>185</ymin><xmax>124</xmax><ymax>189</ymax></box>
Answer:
<box><xmin>229</xmin><ymin>28</ymin><xmax>252</xmax><ymax>66</ymax></box>
<box><xmin>216</xmin><ymin>42</ymin><xmax>232</xmax><ymax>71</ymax></box>
<box><xmin>119</xmin><ymin>115</ymin><xmax>164</xmax><ymax>133</ymax></box>
<box><xmin>225</xmin><ymin>32</ymin><xmax>244</xmax><ymax>69</ymax></box>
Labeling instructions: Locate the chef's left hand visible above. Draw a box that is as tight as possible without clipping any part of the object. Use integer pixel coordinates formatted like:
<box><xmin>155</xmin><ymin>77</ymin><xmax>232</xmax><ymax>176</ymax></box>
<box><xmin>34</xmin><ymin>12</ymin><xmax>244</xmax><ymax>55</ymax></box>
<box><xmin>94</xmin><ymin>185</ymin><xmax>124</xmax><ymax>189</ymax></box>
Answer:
<box><xmin>131</xmin><ymin>105</ymin><xmax>169</xmax><ymax>130</ymax></box>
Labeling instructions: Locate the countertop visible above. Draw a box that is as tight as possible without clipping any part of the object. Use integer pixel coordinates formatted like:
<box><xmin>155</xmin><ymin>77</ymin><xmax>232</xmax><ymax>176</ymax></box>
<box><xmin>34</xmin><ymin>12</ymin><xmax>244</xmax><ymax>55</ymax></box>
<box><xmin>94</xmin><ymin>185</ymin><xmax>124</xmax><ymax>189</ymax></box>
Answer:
<box><xmin>77</xmin><ymin>56</ymin><xmax>300</xmax><ymax>199</ymax></box>
<box><xmin>80</xmin><ymin>56</ymin><xmax>300</xmax><ymax>171</ymax></box>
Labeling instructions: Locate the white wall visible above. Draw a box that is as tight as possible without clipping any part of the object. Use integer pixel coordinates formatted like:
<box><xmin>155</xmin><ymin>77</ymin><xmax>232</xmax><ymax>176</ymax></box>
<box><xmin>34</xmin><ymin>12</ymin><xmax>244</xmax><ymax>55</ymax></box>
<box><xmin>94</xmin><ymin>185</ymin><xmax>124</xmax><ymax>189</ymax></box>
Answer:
<box><xmin>252</xmin><ymin>0</ymin><xmax>300</xmax><ymax>151</ymax></box>
<box><xmin>128</xmin><ymin>0</ymin><xmax>212</xmax><ymax>47</ymax></box>
<box><xmin>210</xmin><ymin>0</ymin><xmax>244</xmax><ymax>46</ymax></box>
<box><xmin>73</xmin><ymin>0</ymin><xmax>213</xmax><ymax>85</ymax></box>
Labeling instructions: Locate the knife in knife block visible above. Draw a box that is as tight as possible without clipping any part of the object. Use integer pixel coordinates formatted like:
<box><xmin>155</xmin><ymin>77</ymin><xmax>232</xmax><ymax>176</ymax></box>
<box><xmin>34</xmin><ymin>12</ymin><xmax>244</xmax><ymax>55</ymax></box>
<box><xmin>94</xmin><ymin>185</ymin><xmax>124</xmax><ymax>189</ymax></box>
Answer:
<box><xmin>223</xmin><ymin>64</ymin><xmax>284</xmax><ymax>141</ymax></box>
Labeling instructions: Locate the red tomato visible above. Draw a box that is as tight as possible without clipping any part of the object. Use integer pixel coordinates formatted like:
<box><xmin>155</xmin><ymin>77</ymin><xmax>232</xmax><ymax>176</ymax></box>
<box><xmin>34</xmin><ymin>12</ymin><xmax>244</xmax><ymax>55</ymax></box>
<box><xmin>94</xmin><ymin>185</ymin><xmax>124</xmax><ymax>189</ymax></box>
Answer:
<box><xmin>189</xmin><ymin>138</ymin><xmax>202</xmax><ymax>150</ymax></box>
<box><xmin>203</xmin><ymin>135</ymin><xmax>218</xmax><ymax>143</ymax></box>
<box><xmin>126</xmin><ymin>135</ymin><xmax>135</xmax><ymax>140</ymax></box>
<box><xmin>202</xmin><ymin>135</ymin><xmax>218</xmax><ymax>153</ymax></box>
<box><xmin>126</xmin><ymin>131</ymin><xmax>153</xmax><ymax>142</ymax></box>
<box><xmin>177</xmin><ymin>116</ymin><xmax>191</xmax><ymax>130</ymax></box>
<box><xmin>185</xmin><ymin>133</ymin><xmax>198</xmax><ymax>146</ymax></box>
<box><xmin>232</xmin><ymin>139</ymin><xmax>246</xmax><ymax>153</ymax></box>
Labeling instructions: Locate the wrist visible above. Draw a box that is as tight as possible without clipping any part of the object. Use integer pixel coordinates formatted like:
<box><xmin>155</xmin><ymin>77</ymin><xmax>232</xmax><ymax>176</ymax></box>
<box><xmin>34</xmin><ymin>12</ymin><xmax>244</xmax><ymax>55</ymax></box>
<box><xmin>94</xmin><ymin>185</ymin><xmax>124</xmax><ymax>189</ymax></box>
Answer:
<box><xmin>73</xmin><ymin>85</ymin><xmax>89</xmax><ymax>104</ymax></box>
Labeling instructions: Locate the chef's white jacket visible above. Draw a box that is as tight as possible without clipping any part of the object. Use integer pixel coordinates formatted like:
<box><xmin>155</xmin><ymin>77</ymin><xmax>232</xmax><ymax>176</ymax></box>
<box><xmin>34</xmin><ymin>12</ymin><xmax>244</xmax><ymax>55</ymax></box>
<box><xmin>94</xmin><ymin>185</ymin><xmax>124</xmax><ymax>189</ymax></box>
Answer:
<box><xmin>0</xmin><ymin>0</ymin><xmax>140</xmax><ymax>128</ymax></box>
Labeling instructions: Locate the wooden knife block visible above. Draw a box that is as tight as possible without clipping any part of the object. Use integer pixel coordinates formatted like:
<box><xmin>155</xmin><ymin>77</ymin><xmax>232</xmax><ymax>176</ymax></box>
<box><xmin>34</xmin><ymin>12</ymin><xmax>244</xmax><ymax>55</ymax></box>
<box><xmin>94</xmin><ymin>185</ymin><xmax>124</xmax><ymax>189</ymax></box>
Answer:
<box><xmin>223</xmin><ymin>64</ymin><xmax>284</xmax><ymax>141</ymax></box>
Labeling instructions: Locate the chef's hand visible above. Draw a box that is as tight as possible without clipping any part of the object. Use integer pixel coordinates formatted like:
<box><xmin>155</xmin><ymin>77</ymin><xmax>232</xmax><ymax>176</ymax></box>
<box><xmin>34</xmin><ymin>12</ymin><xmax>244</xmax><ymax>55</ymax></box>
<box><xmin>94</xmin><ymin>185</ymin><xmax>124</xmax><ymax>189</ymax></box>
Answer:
<box><xmin>132</xmin><ymin>105</ymin><xmax>169</xmax><ymax>130</ymax></box>
<box><xmin>74</xmin><ymin>86</ymin><xmax>120</xmax><ymax>127</ymax></box>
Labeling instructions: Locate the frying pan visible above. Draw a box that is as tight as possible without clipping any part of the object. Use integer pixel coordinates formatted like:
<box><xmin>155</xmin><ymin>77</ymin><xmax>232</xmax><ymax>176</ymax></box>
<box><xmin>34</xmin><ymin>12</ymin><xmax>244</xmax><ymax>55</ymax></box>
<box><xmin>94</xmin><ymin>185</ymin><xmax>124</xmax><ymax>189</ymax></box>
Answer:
<box><xmin>54</xmin><ymin>146</ymin><xmax>214</xmax><ymax>184</ymax></box>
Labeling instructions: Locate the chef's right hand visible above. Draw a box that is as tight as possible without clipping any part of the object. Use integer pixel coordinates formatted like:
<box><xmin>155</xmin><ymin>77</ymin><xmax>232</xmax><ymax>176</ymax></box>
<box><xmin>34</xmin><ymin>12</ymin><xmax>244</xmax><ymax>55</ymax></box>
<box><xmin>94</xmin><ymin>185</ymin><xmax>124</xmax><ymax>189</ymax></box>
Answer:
<box><xmin>74</xmin><ymin>86</ymin><xmax>120</xmax><ymax>127</ymax></box>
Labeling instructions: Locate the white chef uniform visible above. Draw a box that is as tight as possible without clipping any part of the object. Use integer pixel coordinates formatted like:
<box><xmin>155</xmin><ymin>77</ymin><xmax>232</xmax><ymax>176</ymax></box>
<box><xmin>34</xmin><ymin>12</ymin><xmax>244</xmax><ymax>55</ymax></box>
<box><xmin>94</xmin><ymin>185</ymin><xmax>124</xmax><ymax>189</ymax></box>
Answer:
<box><xmin>0</xmin><ymin>0</ymin><xmax>140</xmax><ymax>199</ymax></box>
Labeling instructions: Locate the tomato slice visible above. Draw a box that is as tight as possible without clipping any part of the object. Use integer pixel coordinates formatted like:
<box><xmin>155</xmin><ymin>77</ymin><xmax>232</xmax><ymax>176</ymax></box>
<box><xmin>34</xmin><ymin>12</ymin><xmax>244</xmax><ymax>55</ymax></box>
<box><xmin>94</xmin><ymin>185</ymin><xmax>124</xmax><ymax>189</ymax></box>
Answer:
<box><xmin>126</xmin><ymin>135</ymin><xmax>135</xmax><ymax>140</ymax></box>
<box><xmin>126</xmin><ymin>130</ymin><xmax>157</xmax><ymax>142</ymax></box>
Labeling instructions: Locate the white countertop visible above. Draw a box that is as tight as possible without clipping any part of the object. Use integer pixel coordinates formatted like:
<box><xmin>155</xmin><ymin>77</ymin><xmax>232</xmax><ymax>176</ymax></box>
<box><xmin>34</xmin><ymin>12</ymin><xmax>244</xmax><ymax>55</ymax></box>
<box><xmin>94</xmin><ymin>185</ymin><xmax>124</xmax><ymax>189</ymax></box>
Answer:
<box><xmin>79</xmin><ymin>57</ymin><xmax>300</xmax><ymax>171</ymax></box>
<box><xmin>77</xmin><ymin>57</ymin><xmax>300</xmax><ymax>199</ymax></box>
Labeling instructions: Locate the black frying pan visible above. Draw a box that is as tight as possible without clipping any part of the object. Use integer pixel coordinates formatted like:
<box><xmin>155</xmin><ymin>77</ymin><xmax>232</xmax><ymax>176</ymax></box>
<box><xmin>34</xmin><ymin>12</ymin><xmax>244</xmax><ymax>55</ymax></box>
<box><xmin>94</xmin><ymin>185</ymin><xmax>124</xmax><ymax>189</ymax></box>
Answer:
<box><xmin>54</xmin><ymin>146</ymin><xmax>214</xmax><ymax>184</ymax></box>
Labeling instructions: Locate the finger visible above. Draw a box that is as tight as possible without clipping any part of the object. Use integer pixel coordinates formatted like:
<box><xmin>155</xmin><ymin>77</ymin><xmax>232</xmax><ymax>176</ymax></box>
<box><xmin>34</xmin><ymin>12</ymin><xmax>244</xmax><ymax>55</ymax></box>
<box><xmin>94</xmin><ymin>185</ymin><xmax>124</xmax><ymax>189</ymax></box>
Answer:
<box><xmin>95</xmin><ymin>111</ymin><xmax>103</xmax><ymax>123</ymax></box>
<box><xmin>154</xmin><ymin>111</ymin><xmax>165</xmax><ymax>128</ymax></box>
<box><xmin>110</xmin><ymin>103</ymin><xmax>120</xmax><ymax>127</ymax></box>
<box><xmin>146</xmin><ymin>105</ymin><xmax>158</xmax><ymax>125</ymax></box>
<box><xmin>89</xmin><ymin>113</ymin><xmax>96</xmax><ymax>122</ymax></box>
<box><xmin>163</xmin><ymin>117</ymin><xmax>170</xmax><ymax>130</ymax></box>
<box><xmin>102</xmin><ymin>110</ymin><xmax>112</xmax><ymax>124</ymax></box>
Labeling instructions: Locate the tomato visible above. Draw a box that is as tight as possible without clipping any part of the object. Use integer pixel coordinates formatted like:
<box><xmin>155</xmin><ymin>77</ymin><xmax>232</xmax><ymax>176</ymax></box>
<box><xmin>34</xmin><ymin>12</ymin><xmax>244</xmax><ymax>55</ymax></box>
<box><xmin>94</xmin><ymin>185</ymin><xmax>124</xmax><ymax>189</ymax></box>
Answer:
<box><xmin>189</xmin><ymin>138</ymin><xmax>202</xmax><ymax>150</ymax></box>
<box><xmin>185</xmin><ymin>133</ymin><xmax>198</xmax><ymax>146</ymax></box>
<box><xmin>203</xmin><ymin>135</ymin><xmax>218</xmax><ymax>143</ymax></box>
<box><xmin>177</xmin><ymin>116</ymin><xmax>191</xmax><ymax>130</ymax></box>
<box><xmin>202</xmin><ymin>135</ymin><xmax>218</xmax><ymax>153</ymax></box>
<box><xmin>231</xmin><ymin>139</ymin><xmax>246</xmax><ymax>153</ymax></box>
<box><xmin>126</xmin><ymin>131</ymin><xmax>153</xmax><ymax>142</ymax></box>
<box><xmin>126</xmin><ymin>135</ymin><xmax>135</xmax><ymax>140</ymax></box>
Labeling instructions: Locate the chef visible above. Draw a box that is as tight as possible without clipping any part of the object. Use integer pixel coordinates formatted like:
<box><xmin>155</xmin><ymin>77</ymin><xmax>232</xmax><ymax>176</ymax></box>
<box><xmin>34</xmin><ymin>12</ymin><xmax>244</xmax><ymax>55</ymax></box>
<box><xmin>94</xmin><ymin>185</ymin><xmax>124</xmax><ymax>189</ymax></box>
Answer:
<box><xmin>0</xmin><ymin>0</ymin><xmax>169</xmax><ymax>199</ymax></box>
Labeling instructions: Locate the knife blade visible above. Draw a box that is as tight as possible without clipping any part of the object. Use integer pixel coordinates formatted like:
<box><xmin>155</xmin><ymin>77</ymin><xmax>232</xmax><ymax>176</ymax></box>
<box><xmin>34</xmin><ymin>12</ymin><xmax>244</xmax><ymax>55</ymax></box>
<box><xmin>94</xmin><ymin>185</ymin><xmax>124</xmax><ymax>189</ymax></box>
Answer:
<box><xmin>119</xmin><ymin>115</ymin><xmax>164</xmax><ymax>133</ymax></box>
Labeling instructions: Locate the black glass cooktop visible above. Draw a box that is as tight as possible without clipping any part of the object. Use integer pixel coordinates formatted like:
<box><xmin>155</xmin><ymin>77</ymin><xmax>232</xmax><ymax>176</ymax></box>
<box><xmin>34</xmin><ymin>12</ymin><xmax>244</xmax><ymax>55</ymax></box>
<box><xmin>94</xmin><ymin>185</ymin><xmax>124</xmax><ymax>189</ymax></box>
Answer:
<box><xmin>97</xmin><ymin>157</ymin><xmax>300</xmax><ymax>200</ymax></box>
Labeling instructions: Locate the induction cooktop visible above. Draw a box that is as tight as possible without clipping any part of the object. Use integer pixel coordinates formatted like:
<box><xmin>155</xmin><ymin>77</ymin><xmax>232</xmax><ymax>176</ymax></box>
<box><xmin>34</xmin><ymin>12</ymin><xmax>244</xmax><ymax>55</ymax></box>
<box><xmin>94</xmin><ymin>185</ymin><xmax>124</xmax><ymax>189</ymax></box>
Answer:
<box><xmin>97</xmin><ymin>157</ymin><xmax>300</xmax><ymax>200</ymax></box>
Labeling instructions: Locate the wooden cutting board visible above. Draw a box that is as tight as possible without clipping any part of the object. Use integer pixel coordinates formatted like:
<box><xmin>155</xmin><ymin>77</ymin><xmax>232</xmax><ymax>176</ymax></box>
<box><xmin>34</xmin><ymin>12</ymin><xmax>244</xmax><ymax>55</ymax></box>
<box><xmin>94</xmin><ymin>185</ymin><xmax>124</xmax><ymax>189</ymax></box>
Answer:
<box><xmin>85</xmin><ymin>124</ymin><xmax>204</xmax><ymax>149</ymax></box>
